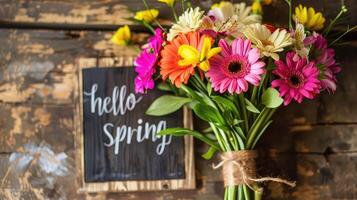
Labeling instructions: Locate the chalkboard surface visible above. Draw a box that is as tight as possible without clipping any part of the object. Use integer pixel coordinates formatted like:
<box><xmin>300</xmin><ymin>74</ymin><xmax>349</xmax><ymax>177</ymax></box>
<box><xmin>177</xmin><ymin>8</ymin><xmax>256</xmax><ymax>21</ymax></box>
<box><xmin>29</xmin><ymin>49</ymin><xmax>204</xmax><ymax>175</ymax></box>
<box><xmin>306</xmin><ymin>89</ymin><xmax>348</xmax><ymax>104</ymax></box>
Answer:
<box><xmin>82</xmin><ymin>67</ymin><xmax>185</xmax><ymax>182</ymax></box>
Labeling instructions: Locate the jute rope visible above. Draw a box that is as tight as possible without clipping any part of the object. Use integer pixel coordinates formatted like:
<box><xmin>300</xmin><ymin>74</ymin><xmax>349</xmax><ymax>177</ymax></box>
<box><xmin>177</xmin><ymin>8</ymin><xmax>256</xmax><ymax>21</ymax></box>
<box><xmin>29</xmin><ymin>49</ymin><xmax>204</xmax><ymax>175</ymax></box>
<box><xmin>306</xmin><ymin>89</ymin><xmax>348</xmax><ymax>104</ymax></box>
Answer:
<box><xmin>213</xmin><ymin>150</ymin><xmax>296</xmax><ymax>193</ymax></box>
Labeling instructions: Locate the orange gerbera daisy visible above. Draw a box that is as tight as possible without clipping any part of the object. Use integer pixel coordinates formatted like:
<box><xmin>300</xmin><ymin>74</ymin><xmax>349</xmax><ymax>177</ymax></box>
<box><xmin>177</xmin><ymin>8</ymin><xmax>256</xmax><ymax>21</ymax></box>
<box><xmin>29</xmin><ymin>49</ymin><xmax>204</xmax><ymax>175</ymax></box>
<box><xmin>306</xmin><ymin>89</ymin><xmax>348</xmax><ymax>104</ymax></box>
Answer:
<box><xmin>159</xmin><ymin>32</ymin><xmax>201</xmax><ymax>87</ymax></box>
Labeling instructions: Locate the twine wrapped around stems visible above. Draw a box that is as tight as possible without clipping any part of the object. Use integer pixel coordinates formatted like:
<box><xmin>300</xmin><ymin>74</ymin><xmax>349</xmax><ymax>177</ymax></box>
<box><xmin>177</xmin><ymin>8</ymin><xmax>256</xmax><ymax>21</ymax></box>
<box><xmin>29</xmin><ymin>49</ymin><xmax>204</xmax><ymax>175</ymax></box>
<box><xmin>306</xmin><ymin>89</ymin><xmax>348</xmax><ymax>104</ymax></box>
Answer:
<box><xmin>213</xmin><ymin>150</ymin><xmax>296</xmax><ymax>193</ymax></box>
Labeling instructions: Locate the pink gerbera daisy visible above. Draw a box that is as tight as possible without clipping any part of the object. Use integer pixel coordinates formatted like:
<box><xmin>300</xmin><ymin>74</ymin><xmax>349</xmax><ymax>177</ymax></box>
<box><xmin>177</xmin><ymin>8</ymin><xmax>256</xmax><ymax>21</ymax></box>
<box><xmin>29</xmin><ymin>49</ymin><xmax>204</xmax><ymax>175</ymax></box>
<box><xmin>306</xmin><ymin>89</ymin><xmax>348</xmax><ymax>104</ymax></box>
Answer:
<box><xmin>304</xmin><ymin>33</ymin><xmax>341</xmax><ymax>93</ymax></box>
<box><xmin>272</xmin><ymin>52</ymin><xmax>321</xmax><ymax>106</ymax></box>
<box><xmin>134</xmin><ymin>28</ymin><xmax>164</xmax><ymax>94</ymax></box>
<box><xmin>207</xmin><ymin>38</ymin><xmax>265</xmax><ymax>94</ymax></box>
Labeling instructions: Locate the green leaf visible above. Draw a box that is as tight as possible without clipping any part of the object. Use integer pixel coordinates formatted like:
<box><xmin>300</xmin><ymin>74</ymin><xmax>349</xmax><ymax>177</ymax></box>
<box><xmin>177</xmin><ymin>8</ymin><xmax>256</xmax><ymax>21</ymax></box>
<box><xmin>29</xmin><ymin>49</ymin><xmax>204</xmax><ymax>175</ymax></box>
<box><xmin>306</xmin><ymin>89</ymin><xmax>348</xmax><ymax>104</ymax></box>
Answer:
<box><xmin>261</xmin><ymin>88</ymin><xmax>284</xmax><ymax>108</ymax></box>
<box><xmin>202</xmin><ymin>146</ymin><xmax>218</xmax><ymax>160</ymax></box>
<box><xmin>211</xmin><ymin>95</ymin><xmax>239</xmax><ymax>116</ymax></box>
<box><xmin>233</xmin><ymin>125</ymin><xmax>247</xmax><ymax>141</ymax></box>
<box><xmin>180</xmin><ymin>85</ymin><xmax>204</xmax><ymax>102</ymax></box>
<box><xmin>202</xmin><ymin>126</ymin><xmax>213</xmax><ymax>133</ymax></box>
<box><xmin>146</xmin><ymin>95</ymin><xmax>191</xmax><ymax>116</ymax></box>
<box><xmin>244</xmin><ymin>98</ymin><xmax>260</xmax><ymax>113</ymax></box>
<box><xmin>158</xmin><ymin>128</ymin><xmax>220</xmax><ymax>150</ymax></box>
<box><xmin>192</xmin><ymin>103</ymin><xmax>225</xmax><ymax>124</ymax></box>
<box><xmin>207</xmin><ymin>82</ymin><xmax>212</xmax><ymax>96</ymax></box>
<box><xmin>233</xmin><ymin>119</ymin><xmax>244</xmax><ymax>125</ymax></box>
<box><xmin>157</xmin><ymin>83</ymin><xmax>172</xmax><ymax>92</ymax></box>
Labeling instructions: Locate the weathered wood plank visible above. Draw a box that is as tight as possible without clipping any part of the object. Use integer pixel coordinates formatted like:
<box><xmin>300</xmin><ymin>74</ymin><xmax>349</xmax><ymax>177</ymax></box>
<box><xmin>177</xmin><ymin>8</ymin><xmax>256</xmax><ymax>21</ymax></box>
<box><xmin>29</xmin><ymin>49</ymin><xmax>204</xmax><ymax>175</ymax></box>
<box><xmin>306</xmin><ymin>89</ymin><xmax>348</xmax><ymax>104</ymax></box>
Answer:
<box><xmin>261</xmin><ymin>153</ymin><xmax>357</xmax><ymax>200</ymax></box>
<box><xmin>260</xmin><ymin>123</ymin><xmax>357</xmax><ymax>153</ymax></box>
<box><xmin>0</xmin><ymin>29</ymin><xmax>143</xmax><ymax>104</ymax></box>
<box><xmin>0</xmin><ymin>104</ymin><xmax>74</xmax><ymax>153</ymax></box>
<box><xmin>0</xmin><ymin>0</ymin><xmax>355</xmax><ymax>29</ymax></box>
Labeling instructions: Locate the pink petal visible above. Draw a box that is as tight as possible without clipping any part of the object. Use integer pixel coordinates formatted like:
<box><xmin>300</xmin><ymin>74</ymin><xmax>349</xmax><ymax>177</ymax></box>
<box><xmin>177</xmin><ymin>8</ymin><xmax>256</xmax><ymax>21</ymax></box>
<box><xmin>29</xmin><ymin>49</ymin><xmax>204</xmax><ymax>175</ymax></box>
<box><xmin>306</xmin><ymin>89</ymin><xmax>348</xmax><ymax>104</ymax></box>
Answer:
<box><xmin>219</xmin><ymin>39</ymin><xmax>232</xmax><ymax>57</ymax></box>
<box><xmin>248</xmin><ymin>48</ymin><xmax>260</xmax><ymax>63</ymax></box>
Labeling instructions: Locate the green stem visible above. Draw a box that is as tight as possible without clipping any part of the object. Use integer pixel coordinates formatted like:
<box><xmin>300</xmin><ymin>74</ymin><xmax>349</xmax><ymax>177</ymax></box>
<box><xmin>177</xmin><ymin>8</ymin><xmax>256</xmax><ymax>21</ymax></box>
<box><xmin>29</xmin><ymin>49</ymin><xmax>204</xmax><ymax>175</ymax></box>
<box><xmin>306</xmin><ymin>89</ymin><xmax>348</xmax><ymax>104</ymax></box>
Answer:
<box><xmin>255</xmin><ymin>189</ymin><xmax>263</xmax><ymax>200</ymax></box>
<box><xmin>210</xmin><ymin>123</ymin><xmax>228</xmax><ymax>152</ymax></box>
<box><xmin>250</xmin><ymin>86</ymin><xmax>258</xmax><ymax>104</ymax></box>
<box><xmin>171</xmin><ymin>6</ymin><xmax>178</xmax><ymax>22</ymax></box>
<box><xmin>181</xmin><ymin>0</ymin><xmax>185</xmax><ymax>13</ymax></box>
<box><xmin>323</xmin><ymin>4</ymin><xmax>348</xmax><ymax>37</ymax></box>
<box><xmin>238</xmin><ymin>94</ymin><xmax>249</xmax><ymax>134</ymax></box>
<box><xmin>246</xmin><ymin>107</ymin><xmax>270</xmax><ymax>148</ymax></box>
<box><xmin>284</xmin><ymin>0</ymin><xmax>292</xmax><ymax>29</ymax></box>
<box><xmin>238</xmin><ymin>185</ymin><xmax>244</xmax><ymax>200</ymax></box>
<box><xmin>141</xmin><ymin>0</ymin><xmax>166</xmax><ymax>32</ymax></box>
<box><xmin>243</xmin><ymin>185</ymin><xmax>251</xmax><ymax>200</ymax></box>
<box><xmin>142</xmin><ymin>21</ymin><xmax>155</xmax><ymax>33</ymax></box>
<box><xmin>330</xmin><ymin>25</ymin><xmax>357</xmax><ymax>46</ymax></box>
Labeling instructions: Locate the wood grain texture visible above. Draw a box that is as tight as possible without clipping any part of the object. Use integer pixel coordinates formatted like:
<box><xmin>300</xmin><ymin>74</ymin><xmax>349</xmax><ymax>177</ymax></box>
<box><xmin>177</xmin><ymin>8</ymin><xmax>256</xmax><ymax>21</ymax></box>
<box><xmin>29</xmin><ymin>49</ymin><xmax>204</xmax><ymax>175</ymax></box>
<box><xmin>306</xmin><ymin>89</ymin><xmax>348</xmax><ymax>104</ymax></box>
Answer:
<box><xmin>0</xmin><ymin>29</ymin><xmax>146</xmax><ymax>105</ymax></box>
<box><xmin>0</xmin><ymin>0</ymin><xmax>356</xmax><ymax>198</ymax></box>
<box><xmin>0</xmin><ymin>0</ymin><xmax>355</xmax><ymax>30</ymax></box>
<box><xmin>75</xmin><ymin>57</ymin><xmax>195</xmax><ymax>192</ymax></box>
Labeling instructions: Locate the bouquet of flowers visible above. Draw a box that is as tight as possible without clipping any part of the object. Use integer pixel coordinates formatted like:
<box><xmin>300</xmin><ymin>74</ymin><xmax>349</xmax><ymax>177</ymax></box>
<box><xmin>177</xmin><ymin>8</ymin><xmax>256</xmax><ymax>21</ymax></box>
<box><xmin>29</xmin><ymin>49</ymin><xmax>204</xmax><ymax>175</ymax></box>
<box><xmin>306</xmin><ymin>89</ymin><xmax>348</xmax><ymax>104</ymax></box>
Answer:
<box><xmin>111</xmin><ymin>0</ymin><xmax>353</xmax><ymax>199</ymax></box>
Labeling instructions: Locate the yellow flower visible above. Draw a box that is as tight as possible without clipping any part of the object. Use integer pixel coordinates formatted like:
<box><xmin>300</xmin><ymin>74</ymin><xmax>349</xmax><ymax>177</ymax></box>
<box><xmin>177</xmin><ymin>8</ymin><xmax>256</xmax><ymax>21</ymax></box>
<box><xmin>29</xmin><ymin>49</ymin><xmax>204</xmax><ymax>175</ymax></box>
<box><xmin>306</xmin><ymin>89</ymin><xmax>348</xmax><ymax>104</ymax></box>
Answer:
<box><xmin>134</xmin><ymin>9</ymin><xmax>159</xmax><ymax>23</ymax></box>
<box><xmin>243</xmin><ymin>24</ymin><xmax>292</xmax><ymax>60</ymax></box>
<box><xmin>252</xmin><ymin>2</ymin><xmax>262</xmax><ymax>14</ymax></box>
<box><xmin>111</xmin><ymin>25</ymin><xmax>131</xmax><ymax>46</ymax></box>
<box><xmin>294</xmin><ymin>4</ymin><xmax>325</xmax><ymax>30</ymax></box>
<box><xmin>211</xmin><ymin>1</ymin><xmax>228</xmax><ymax>9</ymax></box>
<box><xmin>178</xmin><ymin>37</ymin><xmax>221</xmax><ymax>71</ymax></box>
<box><xmin>158</xmin><ymin>0</ymin><xmax>175</xmax><ymax>7</ymax></box>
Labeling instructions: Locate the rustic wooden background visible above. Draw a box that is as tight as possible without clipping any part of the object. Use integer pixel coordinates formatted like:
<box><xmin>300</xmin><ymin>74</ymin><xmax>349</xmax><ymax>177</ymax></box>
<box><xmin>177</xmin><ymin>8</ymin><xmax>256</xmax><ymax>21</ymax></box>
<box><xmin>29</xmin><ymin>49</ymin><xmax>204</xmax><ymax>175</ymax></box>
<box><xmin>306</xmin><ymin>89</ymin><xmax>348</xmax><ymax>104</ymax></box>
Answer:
<box><xmin>0</xmin><ymin>0</ymin><xmax>356</xmax><ymax>199</ymax></box>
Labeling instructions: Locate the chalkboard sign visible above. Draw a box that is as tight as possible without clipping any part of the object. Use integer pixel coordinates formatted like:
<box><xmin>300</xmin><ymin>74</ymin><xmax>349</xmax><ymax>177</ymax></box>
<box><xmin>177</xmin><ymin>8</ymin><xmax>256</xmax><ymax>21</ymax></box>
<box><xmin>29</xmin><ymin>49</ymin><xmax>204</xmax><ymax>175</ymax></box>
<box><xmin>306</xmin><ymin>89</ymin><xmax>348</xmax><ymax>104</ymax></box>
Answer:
<box><xmin>75</xmin><ymin>58</ymin><xmax>195</xmax><ymax>193</ymax></box>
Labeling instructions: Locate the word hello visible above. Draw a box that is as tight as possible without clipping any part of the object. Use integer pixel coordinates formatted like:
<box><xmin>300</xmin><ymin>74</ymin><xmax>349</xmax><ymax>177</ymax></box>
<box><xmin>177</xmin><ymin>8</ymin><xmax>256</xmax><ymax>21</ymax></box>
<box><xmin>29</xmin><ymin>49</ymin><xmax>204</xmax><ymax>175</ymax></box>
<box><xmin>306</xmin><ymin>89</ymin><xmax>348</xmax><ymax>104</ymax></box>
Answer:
<box><xmin>84</xmin><ymin>84</ymin><xmax>143</xmax><ymax>116</ymax></box>
<box><xmin>84</xmin><ymin>83</ymin><xmax>172</xmax><ymax>156</ymax></box>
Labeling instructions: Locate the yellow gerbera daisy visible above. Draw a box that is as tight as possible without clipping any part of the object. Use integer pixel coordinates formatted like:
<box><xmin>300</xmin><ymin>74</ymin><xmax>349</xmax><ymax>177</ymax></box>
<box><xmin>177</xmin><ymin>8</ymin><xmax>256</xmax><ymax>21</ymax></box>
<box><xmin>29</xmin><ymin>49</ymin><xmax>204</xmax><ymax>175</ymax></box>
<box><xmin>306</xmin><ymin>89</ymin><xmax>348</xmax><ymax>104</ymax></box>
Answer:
<box><xmin>293</xmin><ymin>5</ymin><xmax>325</xmax><ymax>30</ymax></box>
<box><xmin>111</xmin><ymin>25</ymin><xmax>131</xmax><ymax>46</ymax></box>
<box><xmin>167</xmin><ymin>7</ymin><xmax>204</xmax><ymax>41</ymax></box>
<box><xmin>158</xmin><ymin>0</ymin><xmax>175</xmax><ymax>7</ymax></box>
<box><xmin>243</xmin><ymin>24</ymin><xmax>292</xmax><ymax>60</ymax></box>
<box><xmin>178</xmin><ymin>37</ymin><xmax>221</xmax><ymax>71</ymax></box>
<box><xmin>134</xmin><ymin>9</ymin><xmax>159</xmax><ymax>23</ymax></box>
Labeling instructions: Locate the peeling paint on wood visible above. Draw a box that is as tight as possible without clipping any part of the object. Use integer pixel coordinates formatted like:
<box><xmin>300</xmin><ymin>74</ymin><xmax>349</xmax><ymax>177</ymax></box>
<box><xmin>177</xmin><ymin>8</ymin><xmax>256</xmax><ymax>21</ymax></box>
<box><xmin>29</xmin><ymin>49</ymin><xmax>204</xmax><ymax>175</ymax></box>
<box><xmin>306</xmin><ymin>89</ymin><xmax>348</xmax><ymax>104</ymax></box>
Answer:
<box><xmin>0</xmin><ymin>104</ymin><xmax>74</xmax><ymax>153</ymax></box>
<box><xmin>0</xmin><ymin>0</ymin><xmax>356</xmax><ymax>29</ymax></box>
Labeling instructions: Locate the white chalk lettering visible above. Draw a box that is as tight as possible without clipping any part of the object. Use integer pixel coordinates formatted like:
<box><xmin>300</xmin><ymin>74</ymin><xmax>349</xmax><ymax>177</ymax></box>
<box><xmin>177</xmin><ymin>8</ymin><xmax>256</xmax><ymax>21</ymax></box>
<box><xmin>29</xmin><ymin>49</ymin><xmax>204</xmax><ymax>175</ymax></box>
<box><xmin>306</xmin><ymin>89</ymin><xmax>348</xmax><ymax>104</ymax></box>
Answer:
<box><xmin>102</xmin><ymin>119</ymin><xmax>172</xmax><ymax>156</ymax></box>
<box><xmin>84</xmin><ymin>84</ymin><xmax>142</xmax><ymax>116</ymax></box>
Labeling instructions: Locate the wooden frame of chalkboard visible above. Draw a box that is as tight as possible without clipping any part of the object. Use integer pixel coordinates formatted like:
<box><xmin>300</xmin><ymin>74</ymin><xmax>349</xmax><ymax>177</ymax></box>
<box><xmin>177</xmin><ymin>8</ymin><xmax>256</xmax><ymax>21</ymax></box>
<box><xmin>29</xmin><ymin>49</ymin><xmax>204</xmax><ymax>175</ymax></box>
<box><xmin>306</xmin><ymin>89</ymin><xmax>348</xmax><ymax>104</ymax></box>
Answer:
<box><xmin>74</xmin><ymin>57</ymin><xmax>195</xmax><ymax>193</ymax></box>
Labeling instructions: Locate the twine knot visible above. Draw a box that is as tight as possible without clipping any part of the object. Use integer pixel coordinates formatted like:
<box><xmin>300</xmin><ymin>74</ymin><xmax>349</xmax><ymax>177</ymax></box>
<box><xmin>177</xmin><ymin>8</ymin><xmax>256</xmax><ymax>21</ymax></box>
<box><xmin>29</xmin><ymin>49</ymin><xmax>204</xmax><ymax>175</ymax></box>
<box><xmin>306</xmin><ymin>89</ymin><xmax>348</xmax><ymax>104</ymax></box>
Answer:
<box><xmin>213</xmin><ymin>150</ymin><xmax>296</xmax><ymax>193</ymax></box>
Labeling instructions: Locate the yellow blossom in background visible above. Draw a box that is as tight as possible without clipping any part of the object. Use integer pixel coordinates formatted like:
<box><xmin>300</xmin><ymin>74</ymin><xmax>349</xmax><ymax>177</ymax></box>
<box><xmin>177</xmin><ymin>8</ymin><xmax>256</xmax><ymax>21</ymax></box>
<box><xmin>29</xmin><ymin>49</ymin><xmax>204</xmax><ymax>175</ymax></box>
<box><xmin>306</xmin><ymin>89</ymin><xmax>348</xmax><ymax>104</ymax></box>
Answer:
<box><xmin>294</xmin><ymin>4</ymin><xmax>325</xmax><ymax>30</ymax></box>
<box><xmin>178</xmin><ymin>37</ymin><xmax>221</xmax><ymax>71</ymax></box>
<box><xmin>111</xmin><ymin>25</ymin><xmax>131</xmax><ymax>46</ymax></box>
<box><xmin>158</xmin><ymin>0</ymin><xmax>175</xmax><ymax>7</ymax></box>
<box><xmin>211</xmin><ymin>1</ymin><xmax>228</xmax><ymax>9</ymax></box>
<box><xmin>252</xmin><ymin>1</ymin><xmax>263</xmax><ymax>14</ymax></box>
<box><xmin>134</xmin><ymin>9</ymin><xmax>159</xmax><ymax>23</ymax></box>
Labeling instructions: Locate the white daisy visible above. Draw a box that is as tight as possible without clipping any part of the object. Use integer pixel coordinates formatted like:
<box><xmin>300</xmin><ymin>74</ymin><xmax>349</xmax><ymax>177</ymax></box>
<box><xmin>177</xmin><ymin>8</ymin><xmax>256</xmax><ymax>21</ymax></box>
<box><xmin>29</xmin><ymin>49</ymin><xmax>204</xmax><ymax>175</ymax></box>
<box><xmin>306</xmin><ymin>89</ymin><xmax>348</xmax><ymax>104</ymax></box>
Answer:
<box><xmin>167</xmin><ymin>7</ymin><xmax>204</xmax><ymax>41</ymax></box>
<box><xmin>291</xmin><ymin>23</ymin><xmax>309</xmax><ymax>58</ymax></box>
<box><xmin>243</xmin><ymin>23</ymin><xmax>293</xmax><ymax>60</ymax></box>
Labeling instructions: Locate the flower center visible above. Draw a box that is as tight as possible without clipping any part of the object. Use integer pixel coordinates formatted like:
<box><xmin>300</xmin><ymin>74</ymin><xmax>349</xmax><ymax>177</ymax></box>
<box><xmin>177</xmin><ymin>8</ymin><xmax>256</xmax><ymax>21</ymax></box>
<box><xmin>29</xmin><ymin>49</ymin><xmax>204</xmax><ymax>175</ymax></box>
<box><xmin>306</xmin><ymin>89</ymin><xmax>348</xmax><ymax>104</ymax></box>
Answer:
<box><xmin>289</xmin><ymin>74</ymin><xmax>304</xmax><ymax>87</ymax></box>
<box><xmin>261</xmin><ymin>40</ymin><xmax>273</xmax><ymax>46</ymax></box>
<box><xmin>222</xmin><ymin>55</ymin><xmax>250</xmax><ymax>78</ymax></box>
<box><xmin>228</xmin><ymin>62</ymin><xmax>242</xmax><ymax>73</ymax></box>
